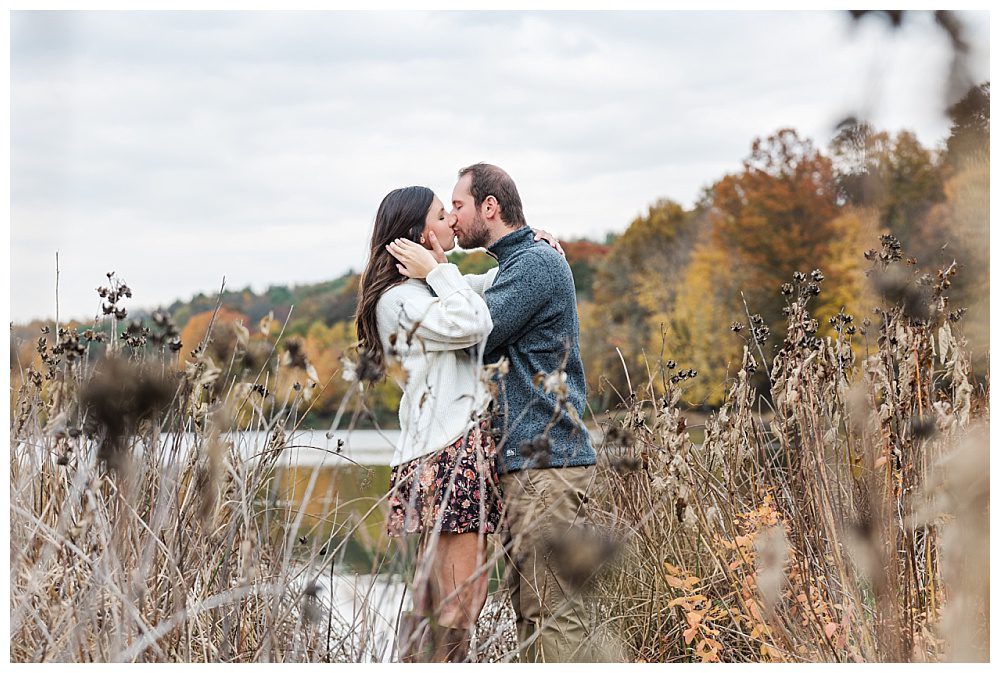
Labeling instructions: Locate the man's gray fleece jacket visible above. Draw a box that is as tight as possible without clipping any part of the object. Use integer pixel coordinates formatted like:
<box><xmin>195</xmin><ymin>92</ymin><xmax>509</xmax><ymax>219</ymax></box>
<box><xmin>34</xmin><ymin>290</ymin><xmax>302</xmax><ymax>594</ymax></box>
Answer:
<box><xmin>468</xmin><ymin>226</ymin><xmax>597</xmax><ymax>473</ymax></box>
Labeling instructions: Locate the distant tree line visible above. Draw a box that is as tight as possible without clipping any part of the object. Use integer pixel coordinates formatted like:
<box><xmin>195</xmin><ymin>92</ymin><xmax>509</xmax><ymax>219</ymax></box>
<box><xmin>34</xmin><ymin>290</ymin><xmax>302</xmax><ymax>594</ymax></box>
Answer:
<box><xmin>11</xmin><ymin>82</ymin><xmax>988</xmax><ymax>424</ymax></box>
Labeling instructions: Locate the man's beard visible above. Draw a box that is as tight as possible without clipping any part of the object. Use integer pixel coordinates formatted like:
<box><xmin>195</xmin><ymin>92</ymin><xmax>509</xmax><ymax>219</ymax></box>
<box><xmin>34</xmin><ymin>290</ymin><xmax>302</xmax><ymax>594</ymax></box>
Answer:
<box><xmin>457</xmin><ymin>211</ymin><xmax>491</xmax><ymax>249</ymax></box>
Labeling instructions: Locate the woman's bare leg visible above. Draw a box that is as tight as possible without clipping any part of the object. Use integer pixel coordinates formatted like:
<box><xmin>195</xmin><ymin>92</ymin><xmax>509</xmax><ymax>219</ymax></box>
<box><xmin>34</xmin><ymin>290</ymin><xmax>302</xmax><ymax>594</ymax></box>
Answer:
<box><xmin>414</xmin><ymin>531</ymin><xmax>489</xmax><ymax>661</ymax></box>
<box><xmin>397</xmin><ymin>536</ymin><xmax>433</xmax><ymax>662</ymax></box>
<box><xmin>430</xmin><ymin>531</ymin><xmax>489</xmax><ymax>629</ymax></box>
<box><xmin>410</xmin><ymin>536</ymin><xmax>434</xmax><ymax>617</ymax></box>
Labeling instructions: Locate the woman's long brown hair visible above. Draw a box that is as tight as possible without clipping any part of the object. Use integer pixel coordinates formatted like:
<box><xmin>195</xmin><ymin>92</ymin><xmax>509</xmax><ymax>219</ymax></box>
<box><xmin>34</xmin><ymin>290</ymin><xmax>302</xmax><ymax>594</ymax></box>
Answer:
<box><xmin>355</xmin><ymin>186</ymin><xmax>435</xmax><ymax>376</ymax></box>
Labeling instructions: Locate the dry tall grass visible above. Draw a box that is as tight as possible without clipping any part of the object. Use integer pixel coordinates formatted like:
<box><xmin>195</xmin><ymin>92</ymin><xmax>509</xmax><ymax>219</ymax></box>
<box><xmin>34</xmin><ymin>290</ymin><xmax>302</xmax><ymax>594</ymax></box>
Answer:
<box><xmin>9</xmin><ymin>287</ymin><xmax>403</xmax><ymax>662</ymax></box>
<box><xmin>9</xmin><ymin>236</ymin><xmax>989</xmax><ymax>662</ymax></box>
<box><xmin>589</xmin><ymin>238</ymin><xmax>988</xmax><ymax>662</ymax></box>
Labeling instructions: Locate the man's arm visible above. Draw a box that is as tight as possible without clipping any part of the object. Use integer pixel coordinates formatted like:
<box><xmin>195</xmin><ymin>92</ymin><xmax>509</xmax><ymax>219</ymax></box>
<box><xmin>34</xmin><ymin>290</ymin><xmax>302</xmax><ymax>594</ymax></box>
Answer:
<box><xmin>482</xmin><ymin>251</ymin><xmax>554</xmax><ymax>356</ymax></box>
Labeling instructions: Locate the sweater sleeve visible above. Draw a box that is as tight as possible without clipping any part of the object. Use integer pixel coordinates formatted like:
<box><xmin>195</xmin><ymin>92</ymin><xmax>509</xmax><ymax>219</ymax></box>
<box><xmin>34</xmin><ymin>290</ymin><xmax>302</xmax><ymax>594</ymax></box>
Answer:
<box><xmin>378</xmin><ymin>263</ymin><xmax>493</xmax><ymax>352</ymax></box>
<box><xmin>462</xmin><ymin>267</ymin><xmax>499</xmax><ymax>298</ymax></box>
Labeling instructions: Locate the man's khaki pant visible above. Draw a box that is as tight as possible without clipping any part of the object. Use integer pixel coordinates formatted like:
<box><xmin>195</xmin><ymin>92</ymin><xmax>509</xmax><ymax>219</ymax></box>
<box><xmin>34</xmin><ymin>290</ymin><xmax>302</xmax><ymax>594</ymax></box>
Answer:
<box><xmin>500</xmin><ymin>465</ymin><xmax>599</xmax><ymax>663</ymax></box>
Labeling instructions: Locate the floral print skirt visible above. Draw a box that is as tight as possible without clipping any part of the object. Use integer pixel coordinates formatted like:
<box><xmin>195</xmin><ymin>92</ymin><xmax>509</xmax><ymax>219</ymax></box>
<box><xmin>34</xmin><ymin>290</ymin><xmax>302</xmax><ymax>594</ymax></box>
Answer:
<box><xmin>387</xmin><ymin>421</ymin><xmax>504</xmax><ymax>537</ymax></box>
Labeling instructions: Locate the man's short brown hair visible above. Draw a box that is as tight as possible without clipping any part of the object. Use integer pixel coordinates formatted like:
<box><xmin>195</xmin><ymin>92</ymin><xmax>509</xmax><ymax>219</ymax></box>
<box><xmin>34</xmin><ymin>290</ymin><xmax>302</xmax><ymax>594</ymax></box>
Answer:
<box><xmin>458</xmin><ymin>163</ymin><xmax>527</xmax><ymax>228</ymax></box>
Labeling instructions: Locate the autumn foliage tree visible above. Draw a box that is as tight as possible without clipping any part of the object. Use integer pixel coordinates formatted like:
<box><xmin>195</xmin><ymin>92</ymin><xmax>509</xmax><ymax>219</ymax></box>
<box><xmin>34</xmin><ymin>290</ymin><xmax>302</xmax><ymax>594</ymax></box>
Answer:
<box><xmin>943</xmin><ymin>81</ymin><xmax>990</xmax><ymax>171</ymax></box>
<box><xmin>828</xmin><ymin>101</ymin><xmax>986</xmax><ymax>375</ymax></box>
<box><xmin>17</xmin><ymin>111</ymin><xmax>980</xmax><ymax>419</ymax></box>
<box><xmin>667</xmin><ymin>129</ymin><xmax>871</xmax><ymax>404</ymax></box>
<box><xmin>830</xmin><ymin>123</ymin><xmax>946</xmax><ymax>261</ymax></box>
<box><xmin>585</xmin><ymin>199</ymin><xmax>698</xmax><ymax>404</ymax></box>
<box><xmin>178</xmin><ymin>308</ymin><xmax>267</xmax><ymax>371</ymax></box>
<box><xmin>291</xmin><ymin>318</ymin><xmax>401</xmax><ymax>426</ymax></box>
<box><xmin>929</xmin><ymin>81</ymin><xmax>989</xmax><ymax>370</ymax></box>
<box><xmin>914</xmin><ymin>160</ymin><xmax>989</xmax><ymax>372</ymax></box>
<box><xmin>667</xmin><ymin>240</ymin><xmax>741</xmax><ymax>406</ymax></box>
<box><xmin>561</xmin><ymin>239</ymin><xmax>611</xmax><ymax>300</ymax></box>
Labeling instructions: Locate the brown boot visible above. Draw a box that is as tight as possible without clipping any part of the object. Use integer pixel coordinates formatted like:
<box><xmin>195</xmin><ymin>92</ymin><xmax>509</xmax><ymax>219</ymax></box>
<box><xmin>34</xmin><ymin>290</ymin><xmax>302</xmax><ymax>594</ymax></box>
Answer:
<box><xmin>432</xmin><ymin>625</ymin><xmax>470</xmax><ymax>663</ymax></box>
<box><xmin>397</xmin><ymin>612</ymin><xmax>432</xmax><ymax>663</ymax></box>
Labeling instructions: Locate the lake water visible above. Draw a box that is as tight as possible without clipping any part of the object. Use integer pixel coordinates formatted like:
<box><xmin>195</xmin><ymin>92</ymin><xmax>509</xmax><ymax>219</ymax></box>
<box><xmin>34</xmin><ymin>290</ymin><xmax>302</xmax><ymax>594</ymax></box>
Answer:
<box><xmin>153</xmin><ymin>428</ymin><xmax>402</xmax><ymax>466</ymax></box>
<box><xmin>297</xmin><ymin>568</ymin><xmax>515</xmax><ymax>662</ymax></box>
<box><xmin>253</xmin><ymin>427</ymin><xmax>603</xmax><ymax>572</ymax></box>
<box><xmin>158</xmin><ymin>427</ymin><xmax>605</xmax><ymax>467</ymax></box>
<box><xmin>265</xmin><ymin>428</ymin><xmax>398</xmax><ymax>466</ymax></box>
<box><xmin>302</xmin><ymin>569</ymin><xmax>408</xmax><ymax>662</ymax></box>
<box><xmin>16</xmin><ymin>426</ymin><xmax>600</xmax><ymax>573</ymax></box>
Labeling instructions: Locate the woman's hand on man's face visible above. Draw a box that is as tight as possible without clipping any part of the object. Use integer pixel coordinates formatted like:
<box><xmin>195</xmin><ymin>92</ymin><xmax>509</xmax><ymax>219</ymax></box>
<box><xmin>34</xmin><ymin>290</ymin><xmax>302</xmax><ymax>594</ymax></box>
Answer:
<box><xmin>387</xmin><ymin>238</ymin><xmax>440</xmax><ymax>279</ymax></box>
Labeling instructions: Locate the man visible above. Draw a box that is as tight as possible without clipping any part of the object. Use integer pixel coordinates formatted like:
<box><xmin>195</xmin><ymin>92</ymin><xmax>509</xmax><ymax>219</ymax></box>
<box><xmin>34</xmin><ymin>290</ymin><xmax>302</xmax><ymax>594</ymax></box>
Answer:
<box><xmin>449</xmin><ymin>163</ymin><xmax>601</xmax><ymax>662</ymax></box>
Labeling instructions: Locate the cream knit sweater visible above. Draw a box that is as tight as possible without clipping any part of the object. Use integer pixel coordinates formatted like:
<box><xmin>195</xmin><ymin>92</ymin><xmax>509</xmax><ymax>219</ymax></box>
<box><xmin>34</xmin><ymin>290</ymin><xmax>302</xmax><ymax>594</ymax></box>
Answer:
<box><xmin>376</xmin><ymin>263</ymin><xmax>495</xmax><ymax>466</ymax></box>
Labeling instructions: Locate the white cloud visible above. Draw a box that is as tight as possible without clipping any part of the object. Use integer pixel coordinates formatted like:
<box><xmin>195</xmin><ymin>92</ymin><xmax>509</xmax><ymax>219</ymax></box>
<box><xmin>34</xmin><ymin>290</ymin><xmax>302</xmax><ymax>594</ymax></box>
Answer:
<box><xmin>10</xmin><ymin>10</ymin><xmax>990</xmax><ymax>322</ymax></box>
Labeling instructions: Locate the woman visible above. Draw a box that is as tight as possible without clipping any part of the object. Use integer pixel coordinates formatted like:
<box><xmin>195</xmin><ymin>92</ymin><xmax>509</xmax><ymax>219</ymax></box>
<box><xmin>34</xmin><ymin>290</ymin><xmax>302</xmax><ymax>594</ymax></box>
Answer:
<box><xmin>355</xmin><ymin>186</ymin><xmax>500</xmax><ymax>663</ymax></box>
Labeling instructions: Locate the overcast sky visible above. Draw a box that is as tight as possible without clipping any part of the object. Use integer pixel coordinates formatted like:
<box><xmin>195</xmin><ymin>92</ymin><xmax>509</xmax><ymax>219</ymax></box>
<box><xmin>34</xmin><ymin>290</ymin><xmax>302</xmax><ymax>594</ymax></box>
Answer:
<box><xmin>10</xmin><ymin>10</ymin><xmax>990</xmax><ymax>323</ymax></box>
